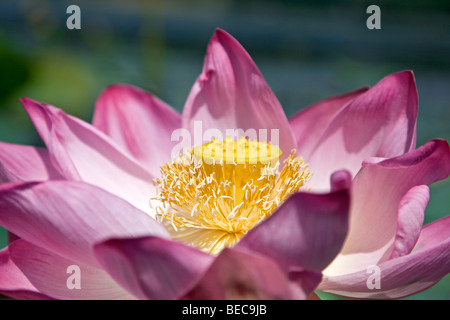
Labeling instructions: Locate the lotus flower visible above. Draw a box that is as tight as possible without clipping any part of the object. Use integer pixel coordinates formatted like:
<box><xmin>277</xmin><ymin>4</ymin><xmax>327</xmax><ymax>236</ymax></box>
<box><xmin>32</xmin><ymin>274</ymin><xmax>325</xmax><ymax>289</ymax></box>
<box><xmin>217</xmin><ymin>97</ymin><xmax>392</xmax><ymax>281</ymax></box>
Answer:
<box><xmin>0</xmin><ymin>29</ymin><xmax>449</xmax><ymax>300</ymax></box>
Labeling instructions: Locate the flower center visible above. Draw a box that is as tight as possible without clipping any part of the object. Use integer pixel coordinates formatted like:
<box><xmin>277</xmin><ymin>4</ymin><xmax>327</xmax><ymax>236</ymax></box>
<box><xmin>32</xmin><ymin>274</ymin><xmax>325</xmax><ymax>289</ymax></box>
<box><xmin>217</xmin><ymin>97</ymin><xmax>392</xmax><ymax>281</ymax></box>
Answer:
<box><xmin>151</xmin><ymin>136</ymin><xmax>312</xmax><ymax>255</ymax></box>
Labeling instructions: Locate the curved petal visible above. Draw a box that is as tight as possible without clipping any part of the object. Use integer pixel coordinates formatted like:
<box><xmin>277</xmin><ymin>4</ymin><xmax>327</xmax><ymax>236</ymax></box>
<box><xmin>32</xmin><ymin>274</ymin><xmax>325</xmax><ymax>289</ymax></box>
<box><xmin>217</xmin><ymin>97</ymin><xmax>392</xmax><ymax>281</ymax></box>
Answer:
<box><xmin>307</xmin><ymin>71</ymin><xmax>418</xmax><ymax>190</ymax></box>
<box><xmin>20</xmin><ymin>98</ymin><xmax>155</xmax><ymax>214</ymax></box>
<box><xmin>93</xmin><ymin>84</ymin><xmax>181</xmax><ymax>176</ymax></box>
<box><xmin>182</xmin><ymin>29</ymin><xmax>296</xmax><ymax>160</ymax></box>
<box><xmin>0</xmin><ymin>142</ymin><xmax>63</xmax><ymax>183</ymax></box>
<box><xmin>319</xmin><ymin>216</ymin><xmax>450</xmax><ymax>299</ymax></box>
<box><xmin>93</xmin><ymin>236</ymin><xmax>213</xmax><ymax>300</ymax></box>
<box><xmin>236</xmin><ymin>170</ymin><xmax>351</xmax><ymax>272</ymax></box>
<box><xmin>324</xmin><ymin>139</ymin><xmax>450</xmax><ymax>276</ymax></box>
<box><xmin>289</xmin><ymin>87</ymin><xmax>368</xmax><ymax>158</ymax></box>
<box><xmin>182</xmin><ymin>248</ymin><xmax>321</xmax><ymax>300</ymax></box>
<box><xmin>0</xmin><ymin>246</ymin><xmax>51</xmax><ymax>300</ymax></box>
<box><xmin>330</xmin><ymin>170</ymin><xmax>353</xmax><ymax>192</ymax></box>
<box><xmin>390</xmin><ymin>185</ymin><xmax>428</xmax><ymax>259</ymax></box>
<box><xmin>8</xmin><ymin>240</ymin><xmax>135</xmax><ymax>300</ymax></box>
<box><xmin>0</xmin><ymin>180</ymin><xmax>169</xmax><ymax>268</ymax></box>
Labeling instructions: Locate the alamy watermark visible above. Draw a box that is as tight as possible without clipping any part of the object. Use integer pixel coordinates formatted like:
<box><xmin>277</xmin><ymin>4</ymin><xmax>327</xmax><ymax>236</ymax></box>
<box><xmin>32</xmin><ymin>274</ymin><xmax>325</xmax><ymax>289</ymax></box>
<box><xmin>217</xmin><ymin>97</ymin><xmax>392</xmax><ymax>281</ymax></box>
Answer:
<box><xmin>170</xmin><ymin>121</ymin><xmax>281</xmax><ymax>164</ymax></box>
<box><xmin>66</xmin><ymin>265</ymin><xmax>81</xmax><ymax>290</ymax></box>
<box><xmin>66</xmin><ymin>5</ymin><xmax>81</xmax><ymax>30</ymax></box>
<box><xmin>64</xmin><ymin>264</ymin><xmax>382</xmax><ymax>291</ymax></box>
<box><xmin>366</xmin><ymin>265</ymin><xmax>381</xmax><ymax>290</ymax></box>
<box><xmin>64</xmin><ymin>5</ymin><xmax>382</xmax><ymax>33</ymax></box>
<box><xmin>366</xmin><ymin>5</ymin><xmax>381</xmax><ymax>30</ymax></box>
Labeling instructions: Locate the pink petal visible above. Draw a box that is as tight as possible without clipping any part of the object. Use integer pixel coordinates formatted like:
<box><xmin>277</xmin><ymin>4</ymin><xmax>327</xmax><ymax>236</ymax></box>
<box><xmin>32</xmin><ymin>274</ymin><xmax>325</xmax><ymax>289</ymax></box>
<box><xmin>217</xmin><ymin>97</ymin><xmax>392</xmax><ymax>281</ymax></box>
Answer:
<box><xmin>324</xmin><ymin>139</ymin><xmax>450</xmax><ymax>276</ymax></box>
<box><xmin>8</xmin><ymin>232</ymin><xmax>20</xmax><ymax>244</ymax></box>
<box><xmin>9</xmin><ymin>240</ymin><xmax>135</xmax><ymax>300</ymax></box>
<box><xmin>93</xmin><ymin>84</ymin><xmax>181</xmax><ymax>177</ymax></box>
<box><xmin>21</xmin><ymin>98</ymin><xmax>155</xmax><ymax>214</ymax></box>
<box><xmin>0</xmin><ymin>180</ymin><xmax>169</xmax><ymax>267</ymax></box>
<box><xmin>182</xmin><ymin>248</ymin><xmax>322</xmax><ymax>300</ymax></box>
<box><xmin>330</xmin><ymin>169</ymin><xmax>353</xmax><ymax>192</ymax></box>
<box><xmin>0</xmin><ymin>246</ymin><xmax>51</xmax><ymax>300</ymax></box>
<box><xmin>182</xmin><ymin>29</ymin><xmax>296</xmax><ymax>160</ymax></box>
<box><xmin>390</xmin><ymin>185</ymin><xmax>428</xmax><ymax>259</ymax></box>
<box><xmin>93</xmin><ymin>236</ymin><xmax>213</xmax><ymax>300</ymax></box>
<box><xmin>306</xmin><ymin>71</ymin><xmax>418</xmax><ymax>190</ymax></box>
<box><xmin>319</xmin><ymin>216</ymin><xmax>450</xmax><ymax>299</ymax></box>
<box><xmin>289</xmin><ymin>87</ymin><xmax>368</xmax><ymax>159</ymax></box>
<box><xmin>288</xmin><ymin>268</ymin><xmax>323</xmax><ymax>300</ymax></box>
<box><xmin>237</xmin><ymin>170</ymin><xmax>351</xmax><ymax>272</ymax></box>
<box><xmin>0</xmin><ymin>142</ymin><xmax>63</xmax><ymax>183</ymax></box>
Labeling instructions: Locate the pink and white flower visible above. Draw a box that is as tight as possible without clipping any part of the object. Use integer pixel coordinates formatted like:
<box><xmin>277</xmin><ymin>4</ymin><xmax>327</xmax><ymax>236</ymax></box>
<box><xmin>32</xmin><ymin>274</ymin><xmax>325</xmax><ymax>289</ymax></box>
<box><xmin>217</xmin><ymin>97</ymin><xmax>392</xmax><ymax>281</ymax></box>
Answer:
<box><xmin>0</xmin><ymin>29</ymin><xmax>448</xmax><ymax>300</ymax></box>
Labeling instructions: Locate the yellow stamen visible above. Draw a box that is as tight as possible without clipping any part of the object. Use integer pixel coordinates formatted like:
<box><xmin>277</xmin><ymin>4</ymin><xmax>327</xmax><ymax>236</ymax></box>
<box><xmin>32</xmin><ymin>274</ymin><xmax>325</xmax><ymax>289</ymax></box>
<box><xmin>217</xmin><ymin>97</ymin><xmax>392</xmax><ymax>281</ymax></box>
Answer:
<box><xmin>152</xmin><ymin>136</ymin><xmax>312</xmax><ymax>255</ymax></box>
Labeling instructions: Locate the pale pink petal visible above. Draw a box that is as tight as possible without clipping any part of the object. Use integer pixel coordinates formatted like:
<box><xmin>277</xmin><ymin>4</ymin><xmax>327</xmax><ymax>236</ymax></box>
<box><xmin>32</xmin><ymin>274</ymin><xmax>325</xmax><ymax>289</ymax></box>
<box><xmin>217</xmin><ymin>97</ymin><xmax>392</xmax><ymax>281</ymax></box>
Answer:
<box><xmin>182</xmin><ymin>248</ymin><xmax>322</xmax><ymax>300</ymax></box>
<box><xmin>93</xmin><ymin>84</ymin><xmax>181</xmax><ymax>176</ymax></box>
<box><xmin>0</xmin><ymin>181</ymin><xmax>169</xmax><ymax>267</ymax></box>
<box><xmin>21</xmin><ymin>98</ymin><xmax>155</xmax><ymax>214</ymax></box>
<box><xmin>319</xmin><ymin>216</ymin><xmax>450</xmax><ymax>299</ymax></box>
<box><xmin>390</xmin><ymin>185</ymin><xmax>428</xmax><ymax>259</ymax></box>
<box><xmin>324</xmin><ymin>139</ymin><xmax>450</xmax><ymax>276</ymax></box>
<box><xmin>412</xmin><ymin>216</ymin><xmax>450</xmax><ymax>252</ymax></box>
<box><xmin>0</xmin><ymin>142</ymin><xmax>63</xmax><ymax>183</ymax></box>
<box><xmin>0</xmin><ymin>246</ymin><xmax>51</xmax><ymax>300</ymax></box>
<box><xmin>289</xmin><ymin>87</ymin><xmax>368</xmax><ymax>158</ymax></box>
<box><xmin>237</xmin><ymin>171</ymin><xmax>351</xmax><ymax>272</ymax></box>
<box><xmin>93</xmin><ymin>236</ymin><xmax>213</xmax><ymax>300</ymax></box>
<box><xmin>307</xmin><ymin>71</ymin><xmax>418</xmax><ymax>190</ymax></box>
<box><xmin>9</xmin><ymin>240</ymin><xmax>135</xmax><ymax>300</ymax></box>
<box><xmin>182</xmin><ymin>29</ymin><xmax>296</xmax><ymax>160</ymax></box>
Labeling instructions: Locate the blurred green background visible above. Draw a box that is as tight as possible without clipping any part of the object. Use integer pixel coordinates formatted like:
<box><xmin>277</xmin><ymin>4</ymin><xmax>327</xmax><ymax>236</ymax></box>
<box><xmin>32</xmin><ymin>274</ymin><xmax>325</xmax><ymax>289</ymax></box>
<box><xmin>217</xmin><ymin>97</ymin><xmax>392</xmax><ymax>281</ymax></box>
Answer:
<box><xmin>0</xmin><ymin>0</ymin><xmax>449</xmax><ymax>299</ymax></box>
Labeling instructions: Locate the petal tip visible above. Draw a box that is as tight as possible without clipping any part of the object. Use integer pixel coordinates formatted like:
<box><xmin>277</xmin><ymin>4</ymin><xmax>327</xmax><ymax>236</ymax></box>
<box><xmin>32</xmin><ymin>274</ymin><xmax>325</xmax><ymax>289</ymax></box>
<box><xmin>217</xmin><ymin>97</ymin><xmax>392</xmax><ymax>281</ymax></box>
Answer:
<box><xmin>19</xmin><ymin>97</ymin><xmax>40</xmax><ymax>110</ymax></box>
<box><xmin>330</xmin><ymin>170</ymin><xmax>353</xmax><ymax>192</ymax></box>
<box><xmin>212</xmin><ymin>28</ymin><xmax>233</xmax><ymax>41</ymax></box>
<box><xmin>208</xmin><ymin>28</ymin><xmax>245</xmax><ymax>56</ymax></box>
<box><xmin>388</xmin><ymin>70</ymin><xmax>417</xmax><ymax>90</ymax></box>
